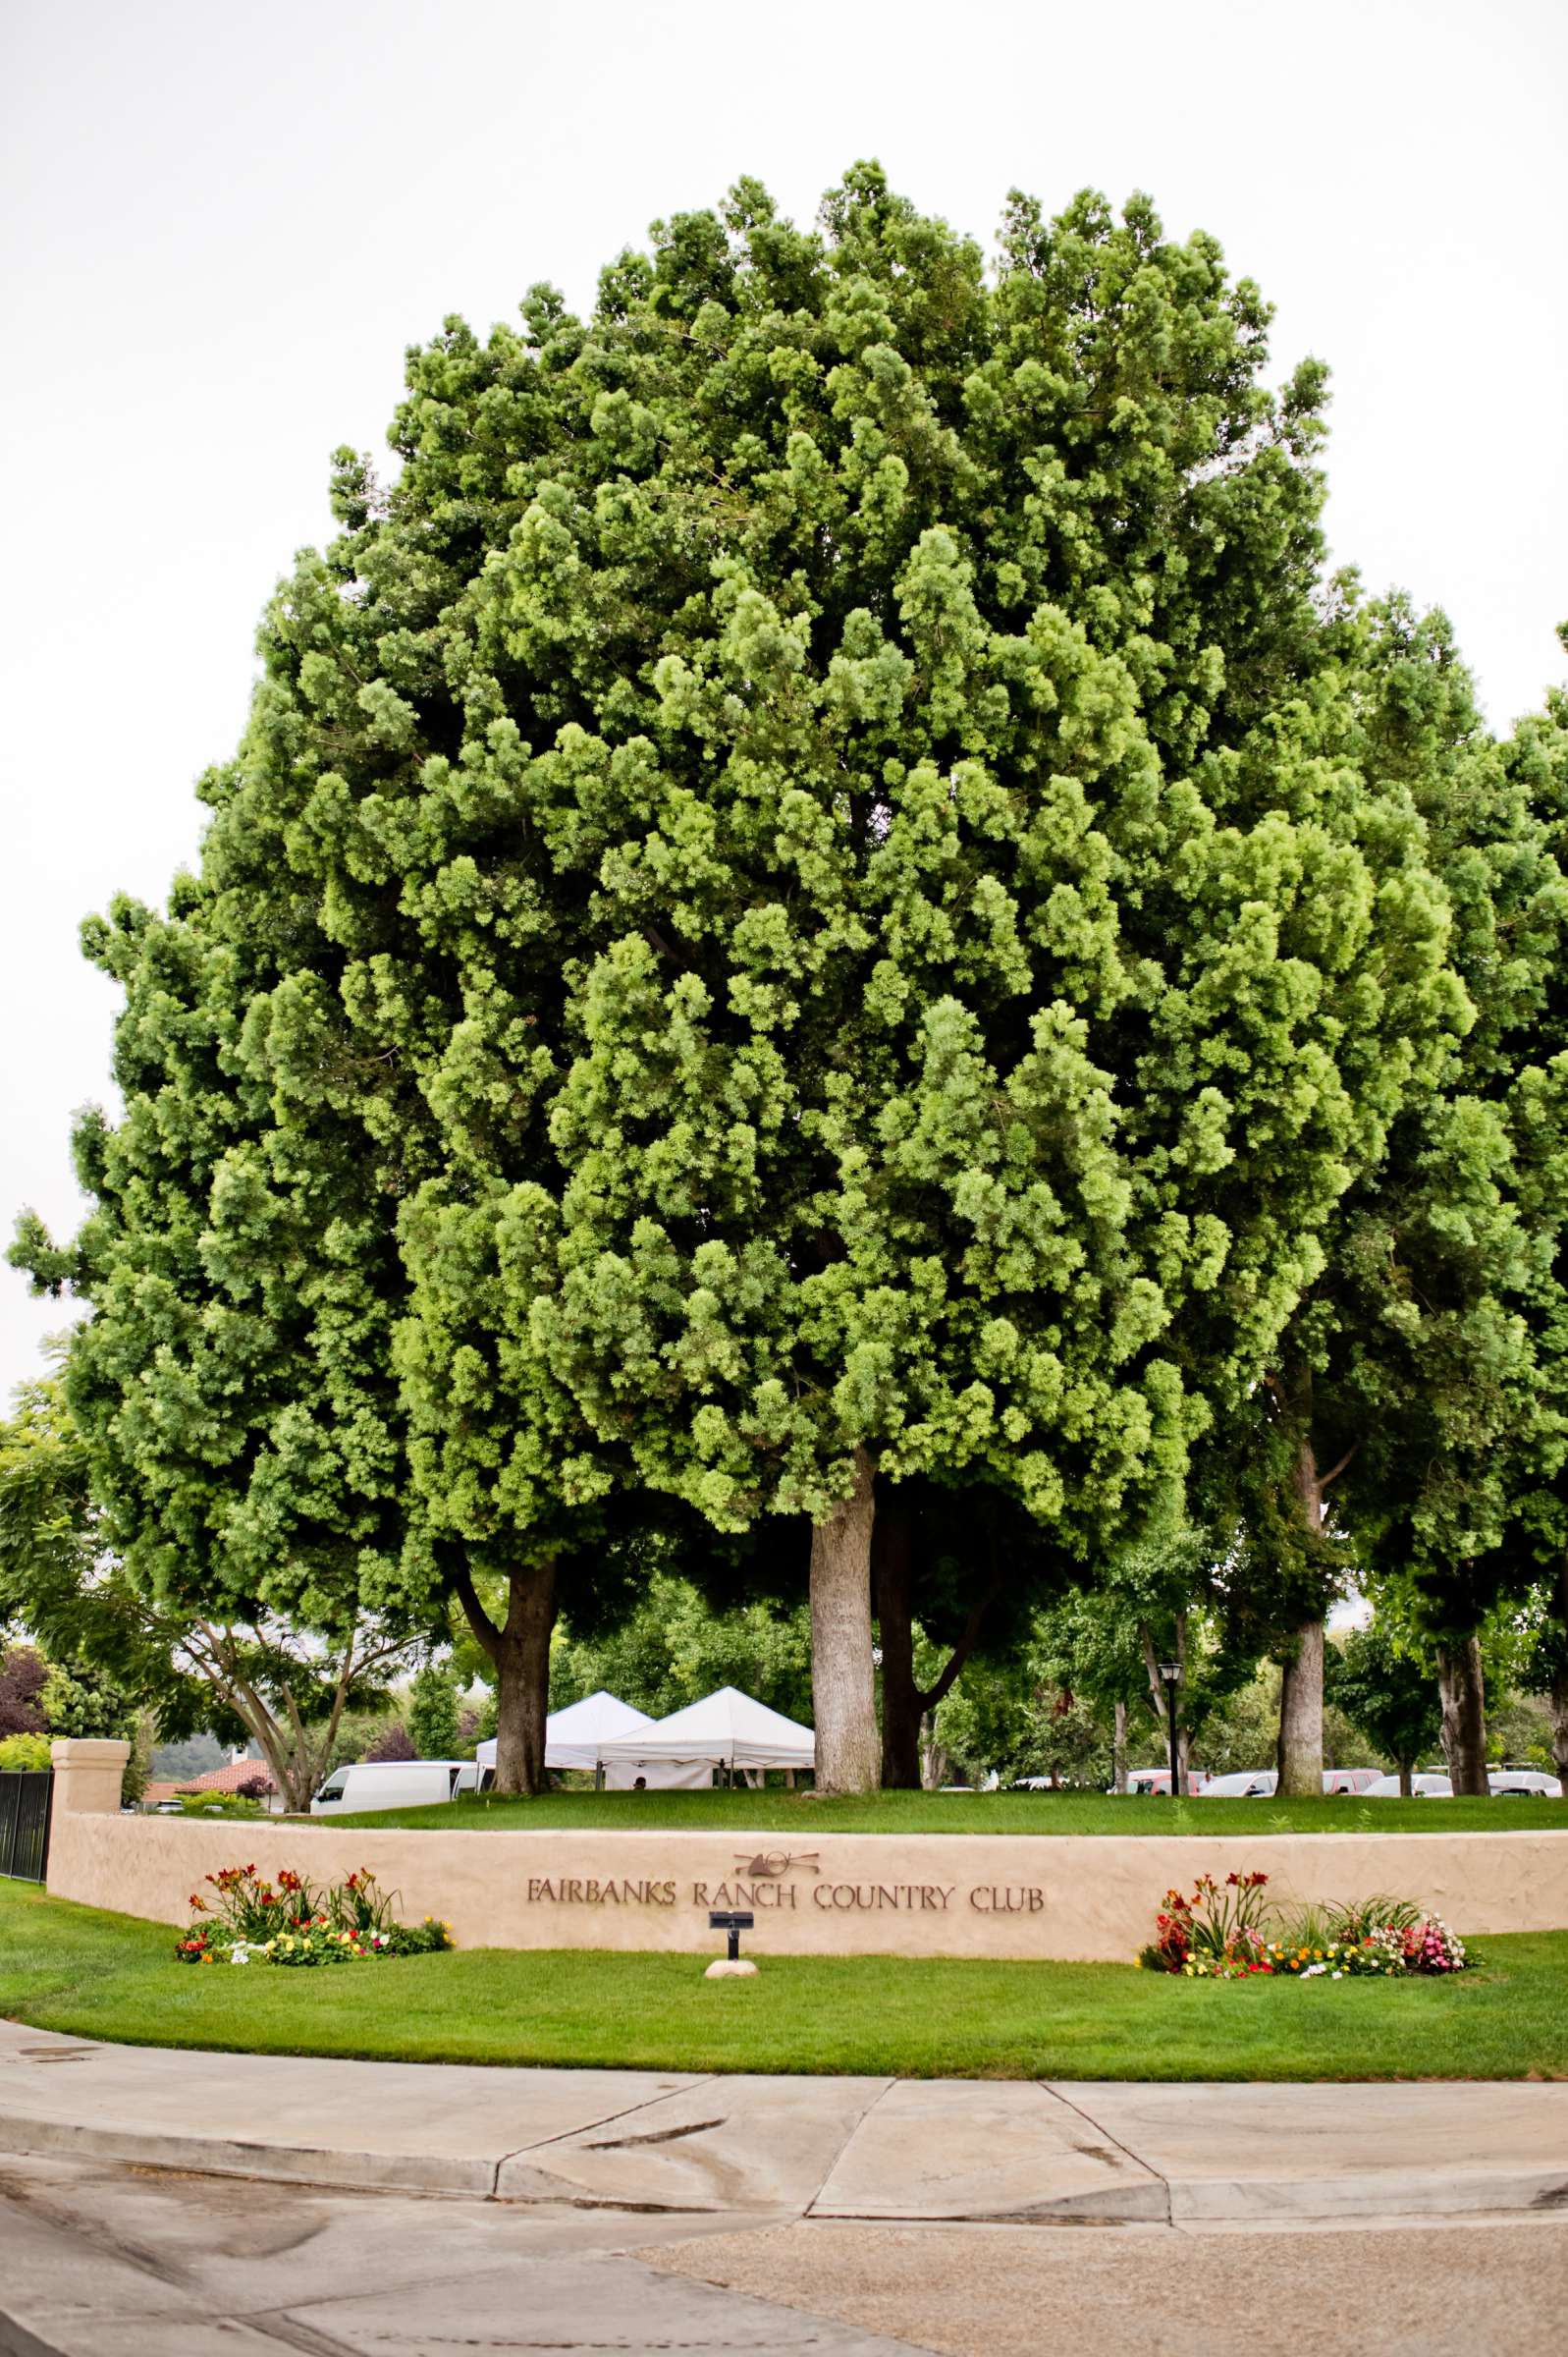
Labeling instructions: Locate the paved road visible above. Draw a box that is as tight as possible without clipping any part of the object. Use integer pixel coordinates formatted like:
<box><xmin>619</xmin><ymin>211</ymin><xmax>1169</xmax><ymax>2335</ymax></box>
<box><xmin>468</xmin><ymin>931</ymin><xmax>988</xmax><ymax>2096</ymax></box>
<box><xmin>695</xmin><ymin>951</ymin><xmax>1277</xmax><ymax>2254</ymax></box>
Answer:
<box><xmin>2</xmin><ymin>2154</ymin><xmax>1565</xmax><ymax>2356</ymax></box>
<box><xmin>3</xmin><ymin>2023</ymin><xmax>1567</xmax><ymax>2352</ymax></box>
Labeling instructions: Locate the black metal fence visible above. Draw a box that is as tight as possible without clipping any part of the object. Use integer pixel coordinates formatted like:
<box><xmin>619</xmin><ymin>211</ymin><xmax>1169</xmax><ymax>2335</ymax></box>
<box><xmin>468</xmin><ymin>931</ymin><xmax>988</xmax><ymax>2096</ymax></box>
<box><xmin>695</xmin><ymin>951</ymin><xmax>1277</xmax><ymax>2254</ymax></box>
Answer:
<box><xmin>0</xmin><ymin>1770</ymin><xmax>53</xmax><ymax>1882</ymax></box>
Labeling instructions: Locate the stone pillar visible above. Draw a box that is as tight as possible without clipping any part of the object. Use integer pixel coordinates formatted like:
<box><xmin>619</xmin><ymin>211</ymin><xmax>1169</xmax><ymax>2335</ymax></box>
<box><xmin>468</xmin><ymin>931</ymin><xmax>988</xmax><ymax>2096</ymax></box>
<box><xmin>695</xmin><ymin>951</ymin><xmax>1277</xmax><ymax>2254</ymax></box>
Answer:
<box><xmin>50</xmin><ymin>1738</ymin><xmax>131</xmax><ymax>1816</ymax></box>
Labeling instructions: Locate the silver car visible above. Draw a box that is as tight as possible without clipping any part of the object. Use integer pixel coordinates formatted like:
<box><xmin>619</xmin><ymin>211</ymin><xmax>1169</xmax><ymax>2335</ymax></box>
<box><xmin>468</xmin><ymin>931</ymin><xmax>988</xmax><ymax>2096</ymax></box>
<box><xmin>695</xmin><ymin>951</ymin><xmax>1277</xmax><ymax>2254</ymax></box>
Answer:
<box><xmin>1487</xmin><ymin>1767</ymin><xmax>1563</xmax><ymax>1797</ymax></box>
<box><xmin>1362</xmin><ymin>1771</ymin><xmax>1453</xmax><ymax>1798</ymax></box>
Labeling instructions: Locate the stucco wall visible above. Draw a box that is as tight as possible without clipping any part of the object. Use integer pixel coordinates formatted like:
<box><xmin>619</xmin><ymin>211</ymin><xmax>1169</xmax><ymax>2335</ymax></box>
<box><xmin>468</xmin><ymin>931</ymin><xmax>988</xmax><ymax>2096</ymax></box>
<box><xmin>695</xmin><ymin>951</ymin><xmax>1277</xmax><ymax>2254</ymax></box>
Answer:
<box><xmin>45</xmin><ymin>1812</ymin><xmax>1568</xmax><ymax>1962</ymax></box>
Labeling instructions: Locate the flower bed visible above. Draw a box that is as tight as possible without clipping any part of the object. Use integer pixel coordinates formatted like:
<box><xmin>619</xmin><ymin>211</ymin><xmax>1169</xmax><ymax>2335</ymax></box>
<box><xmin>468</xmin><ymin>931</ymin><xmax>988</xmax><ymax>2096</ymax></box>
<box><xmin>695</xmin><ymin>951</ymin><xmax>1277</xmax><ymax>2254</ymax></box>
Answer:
<box><xmin>176</xmin><ymin>1864</ymin><xmax>452</xmax><ymax>1967</ymax></box>
<box><xmin>1137</xmin><ymin>1872</ymin><xmax>1470</xmax><ymax>1982</ymax></box>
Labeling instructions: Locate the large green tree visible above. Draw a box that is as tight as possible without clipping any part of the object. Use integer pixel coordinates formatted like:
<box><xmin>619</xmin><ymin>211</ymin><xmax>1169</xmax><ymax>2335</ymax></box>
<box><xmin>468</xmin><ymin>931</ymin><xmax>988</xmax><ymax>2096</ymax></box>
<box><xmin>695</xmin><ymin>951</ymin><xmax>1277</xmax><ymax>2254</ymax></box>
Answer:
<box><xmin>1387</xmin><ymin>680</ymin><xmax>1568</xmax><ymax>1789</ymax></box>
<box><xmin>515</xmin><ymin>172</ymin><xmax>1461</xmax><ymax>1784</ymax></box>
<box><xmin>1227</xmin><ymin>605</ymin><xmax>1568</xmax><ymax>1792</ymax></box>
<box><xmin>9</xmin><ymin>867</ymin><xmax>430</xmax><ymax>1806</ymax></box>
<box><xmin>12</xmin><ymin>168</ymin><xmax>1485</xmax><ymax>1796</ymax></box>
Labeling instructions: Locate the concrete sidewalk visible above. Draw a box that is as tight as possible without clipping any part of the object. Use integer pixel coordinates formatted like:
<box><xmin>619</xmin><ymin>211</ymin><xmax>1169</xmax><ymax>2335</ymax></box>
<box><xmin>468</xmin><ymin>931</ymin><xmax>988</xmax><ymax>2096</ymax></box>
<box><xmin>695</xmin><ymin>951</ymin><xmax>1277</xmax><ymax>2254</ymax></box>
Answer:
<box><xmin>2</xmin><ymin>2019</ymin><xmax>1565</xmax><ymax>2225</ymax></box>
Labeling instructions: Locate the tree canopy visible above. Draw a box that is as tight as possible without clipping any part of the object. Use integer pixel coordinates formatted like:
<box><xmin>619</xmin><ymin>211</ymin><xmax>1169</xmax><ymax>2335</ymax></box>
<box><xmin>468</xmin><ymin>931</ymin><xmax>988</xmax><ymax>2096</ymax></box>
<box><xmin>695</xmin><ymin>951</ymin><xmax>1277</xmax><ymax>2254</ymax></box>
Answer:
<box><xmin>11</xmin><ymin>165</ymin><xmax>1568</xmax><ymax>1793</ymax></box>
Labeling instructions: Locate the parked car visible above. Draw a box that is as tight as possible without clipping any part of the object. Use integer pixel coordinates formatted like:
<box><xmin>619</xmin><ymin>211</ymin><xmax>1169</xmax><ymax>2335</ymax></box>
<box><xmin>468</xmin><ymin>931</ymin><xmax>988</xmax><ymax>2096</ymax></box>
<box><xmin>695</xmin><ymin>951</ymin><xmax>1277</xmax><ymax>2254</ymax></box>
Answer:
<box><xmin>1200</xmin><ymin>1767</ymin><xmax>1381</xmax><ymax>1797</ymax></box>
<box><xmin>309</xmin><ymin>1760</ymin><xmax>479</xmax><ymax>1816</ymax></box>
<box><xmin>1362</xmin><ymin>1771</ymin><xmax>1453</xmax><ymax>1798</ymax></box>
<box><xmin>1118</xmin><ymin>1767</ymin><xmax>1212</xmax><ymax>1795</ymax></box>
<box><xmin>1487</xmin><ymin>1767</ymin><xmax>1564</xmax><ymax>1797</ymax></box>
<box><xmin>1200</xmin><ymin>1768</ymin><xmax>1276</xmax><ymax>1797</ymax></box>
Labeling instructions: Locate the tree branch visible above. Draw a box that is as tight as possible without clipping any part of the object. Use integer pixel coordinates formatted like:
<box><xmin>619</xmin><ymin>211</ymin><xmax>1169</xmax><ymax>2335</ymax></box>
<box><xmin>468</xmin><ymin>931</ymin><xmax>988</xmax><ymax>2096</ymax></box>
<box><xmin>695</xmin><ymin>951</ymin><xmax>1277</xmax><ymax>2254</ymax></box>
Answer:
<box><xmin>913</xmin><ymin>1574</ymin><xmax>1002</xmax><ymax>1714</ymax></box>
<box><xmin>451</xmin><ymin>1559</ymin><xmax>503</xmax><ymax>1667</ymax></box>
<box><xmin>1318</xmin><ymin>1441</ymin><xmax>1361</xmax><ymax>1490</ymax></box>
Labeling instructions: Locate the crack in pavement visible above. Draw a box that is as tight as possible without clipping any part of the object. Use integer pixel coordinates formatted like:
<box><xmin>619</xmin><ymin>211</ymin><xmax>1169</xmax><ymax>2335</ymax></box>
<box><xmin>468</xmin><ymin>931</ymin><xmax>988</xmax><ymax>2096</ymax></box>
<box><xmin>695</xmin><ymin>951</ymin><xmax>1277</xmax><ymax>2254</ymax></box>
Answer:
<box><xmin>585</xmin><ymin>2118</ymin><xmax>730</xmax><ymax>2152</ymax></box>
<box><xmin>1039</xmin><ymin>2083</ymin><xmax>1172</xmax><ymax>2226</ymax></box>
<box><xmin>490</xmin><ymin>2077</ymin><xmax>718</xmax><ymax>2196</ymax></box>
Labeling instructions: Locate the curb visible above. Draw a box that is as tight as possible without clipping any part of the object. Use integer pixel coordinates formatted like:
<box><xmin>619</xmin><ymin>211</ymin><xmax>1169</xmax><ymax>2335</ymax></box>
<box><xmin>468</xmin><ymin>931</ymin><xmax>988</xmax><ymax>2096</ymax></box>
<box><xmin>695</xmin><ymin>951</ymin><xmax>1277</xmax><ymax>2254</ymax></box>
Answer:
<box><xmin>3</xmin><ymin>2109</ymin><xmax>1566</xmax><ymax>2222</ymax></box>
<box><xmin>0</xmin><ymin>2110</ymin><xmax>499</xmax><ymax>2197</ymax></box>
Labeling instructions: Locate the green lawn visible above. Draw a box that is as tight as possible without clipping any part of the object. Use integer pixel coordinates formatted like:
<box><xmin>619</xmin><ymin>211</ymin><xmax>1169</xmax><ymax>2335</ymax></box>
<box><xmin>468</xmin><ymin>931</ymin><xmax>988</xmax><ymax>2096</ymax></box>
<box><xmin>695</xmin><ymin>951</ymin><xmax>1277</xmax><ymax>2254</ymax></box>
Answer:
<box><xmin>2</xmin><ymin>1878</ymin><xmax>1563</xmax><ymax>2082</ymax></box>
<box><xmin>323</xmin><ymin>1786</ymin><xmax>1568</xmax><ymax>1836</ymax></box>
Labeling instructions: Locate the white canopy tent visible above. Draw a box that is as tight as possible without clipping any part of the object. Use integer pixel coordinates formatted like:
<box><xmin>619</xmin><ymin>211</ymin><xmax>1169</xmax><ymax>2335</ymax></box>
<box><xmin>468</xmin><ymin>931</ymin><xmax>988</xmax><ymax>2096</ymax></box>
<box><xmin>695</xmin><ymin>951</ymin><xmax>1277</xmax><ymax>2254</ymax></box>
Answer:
<box><xmin>595</xmin><ymin>1684</ymin><xmax>815</xmax><ymax>1784</ymax></box>
<box><xmin>474</xmin><ymin>1689</ymin><xmax>654</xmax><ymax>1778</ymax></box>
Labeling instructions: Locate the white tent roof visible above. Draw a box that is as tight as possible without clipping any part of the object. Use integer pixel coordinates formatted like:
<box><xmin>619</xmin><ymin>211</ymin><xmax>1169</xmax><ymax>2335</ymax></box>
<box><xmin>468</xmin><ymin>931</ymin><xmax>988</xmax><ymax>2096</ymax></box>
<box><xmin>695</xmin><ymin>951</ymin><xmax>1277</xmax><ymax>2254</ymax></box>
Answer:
<box><xmin>475</xmin><ymin>1689</ymin><xmax>655</xmax><ymax>1772</ymax></box>
<box><xmin>595</xmin><ymin>1684</ymin><xmax>815</xmax><ymax>1770</ymax></box>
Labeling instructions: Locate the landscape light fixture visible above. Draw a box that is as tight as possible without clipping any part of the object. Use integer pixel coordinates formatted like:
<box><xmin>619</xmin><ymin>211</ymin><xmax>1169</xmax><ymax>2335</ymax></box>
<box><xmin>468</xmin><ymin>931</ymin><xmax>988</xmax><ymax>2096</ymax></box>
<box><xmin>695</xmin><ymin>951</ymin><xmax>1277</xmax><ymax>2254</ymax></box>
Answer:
<box><xmin>705</xmin><ymin>1909</ymin><xmax>757</xmax><ymax>1978</ymax></box>
<box><xmin>1156</xmin><ymin>1658</ymin><xmax>1182</xmax><ymax>1796</ymax></box>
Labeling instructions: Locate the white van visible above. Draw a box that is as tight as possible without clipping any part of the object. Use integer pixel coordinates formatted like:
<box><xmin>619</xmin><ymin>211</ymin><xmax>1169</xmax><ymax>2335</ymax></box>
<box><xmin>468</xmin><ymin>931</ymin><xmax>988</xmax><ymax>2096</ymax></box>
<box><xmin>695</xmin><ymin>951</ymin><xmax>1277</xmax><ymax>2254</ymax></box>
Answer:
<box><xmin>309</xmin><ymin>1760</ymin><xmax>478</xmax><ymax>1817</ymax></box>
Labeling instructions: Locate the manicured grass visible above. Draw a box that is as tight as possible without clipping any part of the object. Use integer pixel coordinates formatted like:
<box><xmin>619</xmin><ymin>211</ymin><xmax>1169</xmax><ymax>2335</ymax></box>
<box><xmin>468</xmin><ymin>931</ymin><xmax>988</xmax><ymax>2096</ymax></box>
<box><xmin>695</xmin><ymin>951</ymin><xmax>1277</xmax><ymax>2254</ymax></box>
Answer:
<box><xmin>323</xmin><ymin>1787</ymin><xmax>1568</xmax><ymax>1836</ymax></box>
<box><xmin>2</xmin><ymin>1878</ymin><xmax>1563</xmax><ymax>2081</ymax></box>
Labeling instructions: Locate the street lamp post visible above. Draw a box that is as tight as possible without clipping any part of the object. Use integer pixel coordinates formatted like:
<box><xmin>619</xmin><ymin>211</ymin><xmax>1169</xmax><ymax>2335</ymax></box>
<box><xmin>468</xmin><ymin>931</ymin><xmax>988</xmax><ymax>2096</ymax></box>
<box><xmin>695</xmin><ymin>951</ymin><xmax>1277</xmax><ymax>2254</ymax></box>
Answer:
<box><xmin>1156</xmin><ymin>1656</ymin><xmax>1181</xmax><ymax>1797</ymax></box>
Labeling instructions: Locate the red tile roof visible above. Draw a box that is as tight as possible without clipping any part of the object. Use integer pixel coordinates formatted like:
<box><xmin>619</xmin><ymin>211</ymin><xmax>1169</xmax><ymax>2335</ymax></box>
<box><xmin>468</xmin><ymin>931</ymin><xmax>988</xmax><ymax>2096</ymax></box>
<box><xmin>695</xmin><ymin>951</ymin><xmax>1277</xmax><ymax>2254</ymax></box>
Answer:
<box><xmin>168</xmin><ymin>1759</ymin><xmax>276</xmax><ymax>1795</ymax></box>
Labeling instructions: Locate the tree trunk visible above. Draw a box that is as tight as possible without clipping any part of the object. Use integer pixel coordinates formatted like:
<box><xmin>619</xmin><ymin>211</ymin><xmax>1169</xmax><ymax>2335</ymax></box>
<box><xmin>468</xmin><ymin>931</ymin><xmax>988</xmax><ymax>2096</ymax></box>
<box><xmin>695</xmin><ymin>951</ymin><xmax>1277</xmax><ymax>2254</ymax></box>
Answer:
<box><xmin>1436</xmin><ymin>1634</ymin><xmax>1489</xmax><ymax>1795</ymax></box>
<box><xmin>811</xmin><ymin>1446</ymin><xmax>881</xmax><ymax>1794</ymax></box>
<box><xmin>1548</xmin><ymin>1679</ymin><xmax>1568</xmax><ymax>1792</ymax></box>
<box><xmin>1277</xmin><ymin>1618</ymin><xmax>1325</xmax><ymax>1798</ymax></box>
<box><xmin>256</xmin><ymin>1724</ymin><xmax>315</xmax><ymax>1816</ymax></box>
<box><xmin>1398</xmin><ymin>1758</ymin><xmax>1415</xmax><ymax>1798</ymax></box>
<box><xmin>1548</xmin><ymin>1561</ymin><xmax>1568</xmax><ymax>1791</ymax></box>
<box><xmin>1112</xmin><ymin>1699</ymin><xmax>1128</xmax><ymax>1795</ymax></box>
<box><xmin>874</xmin><ymin>1508</ymin><xmax>922</xmax><ymax>1789</ymax></box>
<box><xmin>919</xmin><ymin>1714</ymin><xmax>949</xmax><ymax>1791</ymax></box>
<box><xmin>873</xmin><ymin>1497</ymin><xmax>1000</xmax><ymax>1789</ymax></box>
<box><xmin>1276</xmin><ymin>1436</ymin><xmax>1326</xmax><ymax>1797</ymax></box>
<box><xmin>456</xmin><ymin>1559</ymin><xmax>558</xmax><ymax>1797</ymax></box>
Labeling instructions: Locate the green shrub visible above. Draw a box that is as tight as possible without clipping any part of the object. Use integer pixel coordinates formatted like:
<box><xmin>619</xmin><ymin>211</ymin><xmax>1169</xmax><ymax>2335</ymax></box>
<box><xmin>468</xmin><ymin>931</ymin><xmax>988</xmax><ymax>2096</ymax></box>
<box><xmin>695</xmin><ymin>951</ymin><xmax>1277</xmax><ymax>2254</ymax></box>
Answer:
<box><xmin>0</xmin><ymin>1731</ymin><xmax>52</xmax><ymax>1771</ymax></box>
<box><xmin>177</xmin><ymin>1790</ymin><xmax>264</xmax><ymax>1819</ymax></box>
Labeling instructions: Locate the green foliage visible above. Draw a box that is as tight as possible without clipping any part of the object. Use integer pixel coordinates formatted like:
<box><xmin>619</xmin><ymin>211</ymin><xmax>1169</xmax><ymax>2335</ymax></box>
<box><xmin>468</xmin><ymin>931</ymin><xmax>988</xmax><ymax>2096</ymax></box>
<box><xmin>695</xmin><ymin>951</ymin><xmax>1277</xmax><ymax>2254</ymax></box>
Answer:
<box><xmin>0</xmin><ymin>1380</ymin><xmax>416</xmax><ymax>1811</ymax></box>
<box><xmin>406</xmin><ymin>1664</ymin><xmax>460</xmax><ymax>1759</ymax></box>
<box><xmin>553</xmin><ymin>1573</ymin><xmax>813</xmax><ymax>1726</ymax></box>
<box><xmin>937</xmin><ymin>1666</ymin><xmax>1110</xmax><ymax>1787</ymax></box>
<box><xmin>39</xmin><ymin>1659</ymin><xmax>135</xmax><ymax>1742</ymax></box>
<box><xmin>176</xmin><ymin>1790</ymin><xmax>264</xmax><ymax>1819</ymax></box>
<box><xmin>1196</xmin><ymin>1660</ymin><xmax>1375</xmax><ymax>1776</ymax></box>
<box><xmin>1328</xmin><ymin>1623</ymin><xmax>1442</xmax><ymax>1778</ymax></box>
<box><xmin>0</xmin><ymin>1732</ymin><xmax>52</xmax><ymax>1770</ymax></box>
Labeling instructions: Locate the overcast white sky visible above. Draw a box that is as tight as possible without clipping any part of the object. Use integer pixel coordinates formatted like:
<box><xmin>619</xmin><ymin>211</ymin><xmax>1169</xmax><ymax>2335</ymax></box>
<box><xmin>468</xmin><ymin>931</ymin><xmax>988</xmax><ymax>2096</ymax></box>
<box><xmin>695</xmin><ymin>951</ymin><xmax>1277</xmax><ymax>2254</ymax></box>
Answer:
<box><xmin>3</xmin><ymin>0</ymin><xmax>1565</xmax><ymax>1402</ymax></box>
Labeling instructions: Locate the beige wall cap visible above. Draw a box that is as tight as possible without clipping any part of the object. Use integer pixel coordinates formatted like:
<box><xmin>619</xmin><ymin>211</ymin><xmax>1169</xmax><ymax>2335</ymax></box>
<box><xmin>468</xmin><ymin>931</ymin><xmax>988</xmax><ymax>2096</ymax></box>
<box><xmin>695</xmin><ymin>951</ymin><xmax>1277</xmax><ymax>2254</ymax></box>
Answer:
<box><xmin>50</xmin><ymin>1739</ymin><xmax>133</xmax><ymax>1768</ymax></box>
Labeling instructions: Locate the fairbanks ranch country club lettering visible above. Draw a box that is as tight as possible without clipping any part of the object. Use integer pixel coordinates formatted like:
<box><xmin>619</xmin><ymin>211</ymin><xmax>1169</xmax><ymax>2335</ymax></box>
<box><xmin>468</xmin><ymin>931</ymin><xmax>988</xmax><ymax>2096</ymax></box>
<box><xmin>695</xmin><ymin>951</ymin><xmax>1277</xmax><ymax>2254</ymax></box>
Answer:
<box><xmin>521</xmin><ymin>1869</ymin><xmax>1045</xmax><ymax>1914</ymax></box>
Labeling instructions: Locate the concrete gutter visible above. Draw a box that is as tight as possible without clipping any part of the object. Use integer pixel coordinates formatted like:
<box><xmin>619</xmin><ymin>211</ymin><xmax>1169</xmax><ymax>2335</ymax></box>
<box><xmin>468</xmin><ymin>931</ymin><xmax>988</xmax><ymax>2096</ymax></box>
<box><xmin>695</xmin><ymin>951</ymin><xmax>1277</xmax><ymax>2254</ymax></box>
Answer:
<box><xmin>2</xmin><ymin>2020</ymin><xmax>1565</xmax><ymax>2225</ymax></box>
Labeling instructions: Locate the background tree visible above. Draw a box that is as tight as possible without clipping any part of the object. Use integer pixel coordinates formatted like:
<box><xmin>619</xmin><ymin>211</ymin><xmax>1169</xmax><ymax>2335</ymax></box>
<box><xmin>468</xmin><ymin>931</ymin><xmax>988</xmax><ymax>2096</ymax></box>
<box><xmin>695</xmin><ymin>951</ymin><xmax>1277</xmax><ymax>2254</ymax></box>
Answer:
<box><xmin>406</xmin><ymin>1661</ymin><xmax>461</xmax><ymax>1758</ymax></box>
<box><xmin>553</xmin><ymin>1572</ymin><xmax>814</xmax><ymax>1728</ymax></box>
<box><xmin>0</xmin><ymin>1377</ymin><xmax>418</xmax><ymax>1810</ymax></box>
<box><xmin>871</xmin><ymin>1476</ymin><xmax>1070</xmax><ymax>1787</ymax></box>
<box><xmin>1228</xmin><ymin>604</ymin><xmax>1567</xmax><ymax>1792</ymax></box>
<box><xmin>1327</xmin><ymin>1622</ymin><xmax>1441</xmax><ymax>1794</ymax></box>
<box><xmin>0</xmin><ymin>1643</ymin><xmax>47</xmax><ymax>1740</ymax></box>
